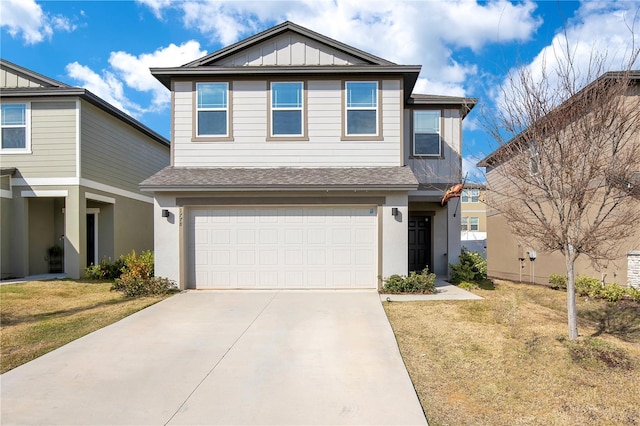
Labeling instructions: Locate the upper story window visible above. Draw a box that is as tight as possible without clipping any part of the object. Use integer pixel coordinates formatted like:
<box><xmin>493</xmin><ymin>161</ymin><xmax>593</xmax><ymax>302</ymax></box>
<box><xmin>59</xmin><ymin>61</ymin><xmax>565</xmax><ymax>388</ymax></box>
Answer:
<box><xmin>345</xmin><ymin>81</ymin><xmax>378</xmax><ymax>136</ymax></box>
<box><xmin>461</xmin><ymin>189</ymin><xmax>480</xmax><ymax>203</ymax></box>
<box><xmin>413</xmin><ymin>110</ymin><xmax>441</xmax><ymax>156</ymax></box>
<box><xmin>196</xmin><ymin>82</ymin><xmax>228</xmax><ymax>137</ymax></box>
<box><xmin>271</xmin><ymin>82</ymin><xmax>304</xmax><ymax>137</ymax></box>
<box><xmin>470</xmin><ymin>217</ymin><xmax>479</xmax><ymax>231</ymax></box>
<box><xmin>461</xmin><ymin>216</ymin><xmax>469</xmax><ymax>231</ymax></box>
<box><xmin>1</xmin><ymin>103</ymin><xmax>30</xmax><ymax>153</ymax></box>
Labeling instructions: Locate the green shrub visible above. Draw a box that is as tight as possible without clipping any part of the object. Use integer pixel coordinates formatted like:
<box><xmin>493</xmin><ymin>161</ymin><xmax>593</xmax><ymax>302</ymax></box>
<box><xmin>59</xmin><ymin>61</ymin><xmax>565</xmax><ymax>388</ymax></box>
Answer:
<box><xmin>85</xmin><ymin>257</ymin><xmax>126</xmax><ymax>280</ymax></box>
<box><xmin>382</xmin><ymin>268</ymin><xmax>436</xmax><ymax>294</ymax></box>
<box><xmin>450</xmin><ymin>249</ymin><xmax>487</xmax><ymax>284</ymax></box>
<box><xmin>458</xmin><ymin>281</ymin><xmax>479</xmax><ymax>290</ymax></box>
<box><xmin>626</xmin><ymin>286</ymin><xmax>640</xmax><ymax>303</ymax></box>
<box><xmin>111</xmin><ymin>250</ymin><xmax>177</xmax><ymax>297</ymax></box>
<box><xmin>549</xmin><ymin>273</ymin><xmax>567</xmax><ymax>290</ymax></box>
<box><xmin>575</xmin><ymin>275</ymin><xmax>602</xmax><ymax>298</ymax></box>
<box><xmin>599</xmin><ymin>283</ymin><xmax>626</xmax><ymax>303</ymax></box>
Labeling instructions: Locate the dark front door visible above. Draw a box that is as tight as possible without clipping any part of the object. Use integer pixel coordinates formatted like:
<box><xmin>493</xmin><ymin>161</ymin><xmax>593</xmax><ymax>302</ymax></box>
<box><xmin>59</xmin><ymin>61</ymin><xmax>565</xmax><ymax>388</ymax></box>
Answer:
<box><xmin>408</xmin><ymin>215</ymin><xmax>431</xmax><ymax>273</ymax></box>
<box><xmin>86</xmin><ymin>213</ymin><xmax>96</xmax><ymax>266</ymax></box>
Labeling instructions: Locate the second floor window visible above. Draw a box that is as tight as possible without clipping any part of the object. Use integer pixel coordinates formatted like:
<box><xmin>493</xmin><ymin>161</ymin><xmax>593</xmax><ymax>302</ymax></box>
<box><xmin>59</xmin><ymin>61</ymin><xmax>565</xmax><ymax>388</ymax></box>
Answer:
<box><xmin>197</xmin><ymin>82</ymin><xmax>228</xmax><ymax>136</ymax></box>
<box><xmin>461</xmin><ymin>189</ymin><xmax>480</xmax><ymax>203</ymax></box>
<box><xmin>413</xmin><ymin>110</ymin><xmax>440</xmax><ymax>156</ymax></box>
<box><xmin>1</xmin><ymin>103</ymin><xmax>28</xmax><ymax>150</ymax></box>
<box><xmin>346</xmin><ymin>81</ymin><xmax>378</xmax><ymax>135</ymax></box>
<box><xmin>470</xmin><ymin>217</ymin><xmax>479</xmax><ymax>231</ymax></box>
<box><xmin>271</xmin><ymin>82</ymin><xmax>303</xmax><ymax>136</ymax></box>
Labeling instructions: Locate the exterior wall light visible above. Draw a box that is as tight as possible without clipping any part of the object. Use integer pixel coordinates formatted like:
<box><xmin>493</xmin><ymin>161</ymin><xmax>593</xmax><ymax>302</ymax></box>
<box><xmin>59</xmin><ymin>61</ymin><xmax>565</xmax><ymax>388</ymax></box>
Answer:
<box><xmin>162</xmin><ymin>209</ymin><xmax>170</xmax><ymax>218</ymax></box>
<box><xmin>391</xmin><ymin>208</ymin><xmax>399</xmax><ymax>216</ymax></box>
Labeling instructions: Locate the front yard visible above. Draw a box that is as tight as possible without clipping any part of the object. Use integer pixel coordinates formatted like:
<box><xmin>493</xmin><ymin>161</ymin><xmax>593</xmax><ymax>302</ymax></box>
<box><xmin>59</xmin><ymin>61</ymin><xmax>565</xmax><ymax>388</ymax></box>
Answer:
<box><xmin>0</xmin><ymin>280</ymin><xmax>170</xmax><ymax>374</ymax></box>
<box><xmin>384</xmin><ymin>280</ymin><xmax>640</xmax><ymax>425</ymax></box>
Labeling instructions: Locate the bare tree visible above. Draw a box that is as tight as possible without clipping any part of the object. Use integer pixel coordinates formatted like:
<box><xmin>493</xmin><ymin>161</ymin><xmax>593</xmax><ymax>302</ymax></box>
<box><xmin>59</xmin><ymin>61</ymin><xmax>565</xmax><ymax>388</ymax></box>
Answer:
<box><xmin>481</xmin><ymin>49</ymin><xmax>640</xmax><ymax>340</ymax></box>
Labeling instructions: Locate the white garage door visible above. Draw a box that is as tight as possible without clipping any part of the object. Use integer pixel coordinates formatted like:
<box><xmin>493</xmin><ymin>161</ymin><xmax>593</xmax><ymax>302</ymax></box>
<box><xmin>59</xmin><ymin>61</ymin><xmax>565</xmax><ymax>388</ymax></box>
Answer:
<box><xmin>189</xmin><ymin>206</ymin><xmax>378</xmax><ymax>289</ymax></box>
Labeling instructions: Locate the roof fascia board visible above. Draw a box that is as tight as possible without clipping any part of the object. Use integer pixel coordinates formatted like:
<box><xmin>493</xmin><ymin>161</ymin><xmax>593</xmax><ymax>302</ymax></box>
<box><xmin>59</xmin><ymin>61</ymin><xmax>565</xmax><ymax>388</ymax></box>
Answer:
<box><xmin>183</xmin><ymin>21</ymin><xmax>396</xmax><ymax>68</ymax></box>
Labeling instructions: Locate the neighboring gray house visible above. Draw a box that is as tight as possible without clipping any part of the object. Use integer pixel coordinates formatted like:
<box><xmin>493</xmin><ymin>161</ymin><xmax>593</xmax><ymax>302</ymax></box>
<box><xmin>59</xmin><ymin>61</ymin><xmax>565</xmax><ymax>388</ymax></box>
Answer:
<box><xmin>142</xmin><ymin>22</ymin><xmax>476</xmax><ymax>289</ymax></box>
<box><xmin>0</xmin><ymin>59</ymin><xmax>170</xmax><ymax>279</ymax></box>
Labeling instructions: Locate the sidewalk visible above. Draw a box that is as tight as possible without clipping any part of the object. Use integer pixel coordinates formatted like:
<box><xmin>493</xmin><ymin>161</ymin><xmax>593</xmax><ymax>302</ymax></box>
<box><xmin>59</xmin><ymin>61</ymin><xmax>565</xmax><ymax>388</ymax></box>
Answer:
<box><xmin>0</xmin><ymin>273</ymin><xmax>67</xmax><ymax>285</ymax></box>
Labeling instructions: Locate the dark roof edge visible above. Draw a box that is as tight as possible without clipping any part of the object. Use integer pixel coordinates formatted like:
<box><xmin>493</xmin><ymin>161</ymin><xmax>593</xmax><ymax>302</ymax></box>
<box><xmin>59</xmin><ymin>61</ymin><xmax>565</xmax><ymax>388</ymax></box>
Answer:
<box><xmin>184</xmin><ymin>21</ymin><xmax>396</xmax><ymax>68</ymax></box>
<box><xmin>408</xmin><ymin>94</ymin><xmax>478</xmax><ymax>118</ymax></box>
<box><xmin>0</xmin><ymin>167</ymin><xmax>17</xmax><ymax>176</ymax></box>
<box><xmin>0</xmin><ymin>58</ymin><xmax>71</xmax><ymax>88</ymax></box>
<box><xmin>1</xmin><ymin>88</ymin><xmax>170</xmax><ymax>148</ymax></box>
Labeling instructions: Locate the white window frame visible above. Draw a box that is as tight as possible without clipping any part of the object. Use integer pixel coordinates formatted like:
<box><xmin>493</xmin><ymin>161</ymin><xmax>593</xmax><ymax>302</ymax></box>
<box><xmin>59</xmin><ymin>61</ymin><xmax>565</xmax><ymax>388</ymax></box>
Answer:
<box><xmin>461</xmin><ymin>216</ymin><xmax>469</xmax><ymax>231</ymax></box>
<box><xmin>470</xmin><ymin>217</ymin><xmax>479</xmax><ymax>231</ymax></box>
<box><xmin>270</xmin><ymin>82</ymin><xmax>304</xmax><ymax>137</ymax></box>
<box><xmin>413</xmin><ymin>109</ymin><xmax>441</xmax><ymax>157</ymax></box>
<box><xmin>462</xmin><ymin>189</ymin><xmax>480</xmax><ymax>203</ymax></box>
<box><xmin>195</xmin><ymin>82</ymin><xmax>229</xmax><ymax>138</ymax></box>
<box><xmin>345</xmin><ymin>81</ymin><xmax>379</xmax><ymax>136</ymax></box>
<box><xmin>1</xmin><ymin>102</ymin><xmax>31</xmax><ymax>154</ymax></box>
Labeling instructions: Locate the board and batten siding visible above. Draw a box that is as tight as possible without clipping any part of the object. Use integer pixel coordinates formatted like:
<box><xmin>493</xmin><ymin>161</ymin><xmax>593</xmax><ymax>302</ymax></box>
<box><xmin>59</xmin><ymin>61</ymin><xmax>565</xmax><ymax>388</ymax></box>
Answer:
<box><xmin>404</xmin><ymin>108</ymin><xmax>462</xmax><ymax>184</ymax></box>
<box><xmin>80</xmin><ymin>101</ymin><xmax>169</xmax><ymax>193</ymax></box>
<box><xmin>172</xmin><ymin>79</ymin><xmax>403</xmax><ymax>167</ymax></box>
<box><xmin>0</xmin><ymin>68</ymin><xmax>45</xmax><ymax>89</ymax></box>
<box><xmin>218</xmin><ymin>33</ymin><xmax>369</xmax><ymax>67</ymax></box>
<box><xmin>3</xmin><ymin>101</ymin><xmax>77</xmax><ymax>178</ymax></box>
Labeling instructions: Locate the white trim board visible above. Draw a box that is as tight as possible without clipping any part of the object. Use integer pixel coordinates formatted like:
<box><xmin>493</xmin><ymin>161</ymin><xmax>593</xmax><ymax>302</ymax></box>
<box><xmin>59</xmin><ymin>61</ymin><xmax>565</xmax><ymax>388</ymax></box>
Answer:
<box><xmin>86</xmin><ymin>192</ymin><xmax>115</xmax><ymax>204</ymax></box>
<box><xmin>21</xmin><ymin>190</ymin><xmax>69</xmax><ymax>197</ymax></box>
<box><xmin>11</xmin><ymin>177</ymin><xmax>152</xmax><ymax>204</ymax></box>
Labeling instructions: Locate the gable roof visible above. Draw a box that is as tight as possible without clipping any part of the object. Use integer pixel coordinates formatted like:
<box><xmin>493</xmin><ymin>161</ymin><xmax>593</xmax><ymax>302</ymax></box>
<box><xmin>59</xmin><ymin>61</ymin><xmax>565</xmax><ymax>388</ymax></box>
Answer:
<box><xmin>0</xmin><ymin>59</ymin><xmax>170</xmax><ymax>148</ymax></box>
<box><xmin>477</xmin><ymin>70</ymin><xmax>640</xmax><ymax>168</ymax></box>
<box><xmin>184</xmin><ymin>21</ymin><xmax>396</xmax><ymax>68</ymax></box>
<box><xmin>150</xmin><ymin>21</ymin><xmax>422</xmax><ymax>95</ymax></box>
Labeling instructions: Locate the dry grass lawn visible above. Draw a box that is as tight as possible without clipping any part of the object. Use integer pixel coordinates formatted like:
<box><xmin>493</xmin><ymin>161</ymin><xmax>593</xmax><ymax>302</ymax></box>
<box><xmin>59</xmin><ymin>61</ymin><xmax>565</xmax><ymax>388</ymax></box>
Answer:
<box><xmin>0</xmin><ymin>280</ymin><xmax>170</xmax><ymax>374</ymax></box>
<box><xmin>384</xmin><ymin>280</ymin><xmax>640</xmax><ymax>426</ymax></box>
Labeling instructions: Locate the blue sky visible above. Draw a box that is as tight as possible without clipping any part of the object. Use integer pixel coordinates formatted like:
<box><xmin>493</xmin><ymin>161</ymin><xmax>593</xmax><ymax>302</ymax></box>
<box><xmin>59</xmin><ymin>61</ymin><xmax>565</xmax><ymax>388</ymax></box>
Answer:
<box><xmin>2</xmin><ymin>0</ymin><xmax>639</xmax><ymax>179</ymax></box>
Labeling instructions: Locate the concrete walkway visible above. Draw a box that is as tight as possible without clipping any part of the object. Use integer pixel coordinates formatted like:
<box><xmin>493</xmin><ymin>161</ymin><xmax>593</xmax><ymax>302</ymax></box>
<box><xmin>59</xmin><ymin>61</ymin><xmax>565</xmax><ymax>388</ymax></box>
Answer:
<box><xmin>1</xmin><ymin>290</ymin><xmax>427</xmax><ymax>425</ymax></box>
<box><xmin>380</xmin><ymin>277</ymin><xmax>483</xmax><ymax>302</ymax></box>
<box><xmin>0</xmin><ymin>273</ymin><xmax>67</xmax><ymax>285</ymax></box>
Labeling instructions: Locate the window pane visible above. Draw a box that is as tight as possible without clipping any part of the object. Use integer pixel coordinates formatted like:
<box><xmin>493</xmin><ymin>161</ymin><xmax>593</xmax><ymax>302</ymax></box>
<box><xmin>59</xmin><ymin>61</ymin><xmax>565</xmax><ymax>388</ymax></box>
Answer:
<box><xmin>2</xmin><ymin>104</ymin><xmax>26</xmax><ymax>125</ymax></box>
<box><xmin>470</xmin><ymin>217</ymin><xmax>479</xmax><ymax>231</ymax></box>
<box><xmin>461</xmin><ymin>217</ymin><xmax>468</xmax><ymax>231</ymax></box>
<box><xmin>414</xmin><ymin>110</ymin><xmax>439</xmax><ymax>132</ymax></box>
<box><xmin>347</xmin><ymin>82</ymin><xmax>377</xmax><ymax>107</ymax></box>
<box><xmin>471</xmin><ymin>189</ymin><xmax>479</xmax><ymax>202</ymax></box>
<box><xmin>461</xmin><ymin>190</ymin><xmax>469</xmax><ymax>203</ymax></box>
<box><xmin>347</xmin><ymin>110</ymin><xmax>376</xmax><ymax>134</ymax></box>
<box><xmin>414</xmin><ymin>133</ymin><xmax>440</xmax><ymax>155</ymax></box>
<box><xmin>198</xmin><ymin>111</ymin><xmax>227</xmax><ymax>135</ymax></box>
<box><xmin>2</xmin><ymin>128</ymin><xmax>26</xmax><ymax>148</ymax></box>
<box><xmin>272</xmin><ymin>83</ymin><xmax>302</xmax><ymax>108</ymax></box>
<box><xmin>197</xmin><ymin>83</ymin><xmax>227</xmax><ymax>109</ymax></box>
<box><xmin>273</xmin><ymin>110</ymin><xmax>302</xmax><ymax>135</ymax></box>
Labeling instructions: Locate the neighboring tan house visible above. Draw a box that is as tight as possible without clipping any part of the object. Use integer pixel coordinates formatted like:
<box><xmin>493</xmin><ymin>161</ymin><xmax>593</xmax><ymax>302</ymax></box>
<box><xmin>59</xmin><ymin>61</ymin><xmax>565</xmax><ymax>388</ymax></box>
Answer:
<box><xmin>460</xmin><ymin>184</ymin><xmax>487</xmax><ymax>256</ymax></box>
<box><xmin>0</xmin><ymin>59</ymin><xmax>170</xmax><ymax>280</ymax></box>
<box><xmin>478</xmin><ymin>71</ymin><xmax>640</xmax><ymax>287</ymax></box>
<box><xmin>141</xmin><ymin>21</ymin><xmax>476</xmax><ymax>290</ymax></box>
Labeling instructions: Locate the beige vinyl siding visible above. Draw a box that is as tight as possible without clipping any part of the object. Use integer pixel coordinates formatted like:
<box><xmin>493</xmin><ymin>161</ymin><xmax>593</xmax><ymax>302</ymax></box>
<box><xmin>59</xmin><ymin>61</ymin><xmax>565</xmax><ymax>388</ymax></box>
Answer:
<box><xmin>81</xmin><ymin>101</ymin><xmax>169</xmax><ymax>193</ymax></box>
<box><xmin>3</xmin><ymin>101</ymin><xmax>77</xmax><ymax>178</ymax></box>
<box><xmin>219</xmin><ymin>33</ymin><xmax>368</xmax><ymax>66</ymax></box>
<box><xmin>1</xmin><ymin>68</ymin><xmax>45</xmax><ymax>89</ymax></box>
<box><xmin>173</xmin><ymin>79</ymin><xmax>403</xmax><ymax>167</ymax></box>
<box><xmin>405</xmin><ymin>108</ymin><xmax>462</xmax><ymax>184</ymax></box>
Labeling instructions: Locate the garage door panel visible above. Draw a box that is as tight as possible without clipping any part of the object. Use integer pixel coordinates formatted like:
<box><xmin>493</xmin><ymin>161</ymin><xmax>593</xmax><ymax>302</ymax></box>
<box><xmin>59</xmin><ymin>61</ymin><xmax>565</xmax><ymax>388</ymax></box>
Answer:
<box><xmin>189</xmin><ymin>206</ymin><xmax>377</xmax><ymax>289</ymax></box>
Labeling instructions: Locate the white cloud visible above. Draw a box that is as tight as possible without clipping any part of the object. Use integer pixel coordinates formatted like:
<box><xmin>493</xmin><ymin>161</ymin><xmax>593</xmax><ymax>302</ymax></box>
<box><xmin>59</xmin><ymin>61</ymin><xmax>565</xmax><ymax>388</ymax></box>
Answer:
<box><xmin>136</xmin><ymin>0</ymin><xmax>542</xmax><ymax>97</ymax></box>
<box><xmin>462</xmin><ymin>154</ymin><xmax>486</xmax><ymax>184</ymax></box>
<box><xmin>66</xmin><ymin>41</ymin><xmax>207</xmax><ymax>117</ymax></box>
<box><xmin>0</xmin><ymin>0</ymin><xmax>75</xmax><ymax>44</ymax></box>
<box><xmin>109</xmin><ymin>41</ymin><xmax>207</xmax><ymax>110</ymax></box>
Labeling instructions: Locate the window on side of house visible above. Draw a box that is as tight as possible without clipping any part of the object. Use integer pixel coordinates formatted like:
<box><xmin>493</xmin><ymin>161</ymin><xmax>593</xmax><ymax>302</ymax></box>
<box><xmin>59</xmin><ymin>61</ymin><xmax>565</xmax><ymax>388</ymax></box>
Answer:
<box><xmin>470</xmin><ymin>217</ymin><xmax>479</xmax><ymax>231</ymax></box>
<box><xmin>345</xmin><ymin>81</ymin><xmax>378</xmax><ymax>136</ymax></box>
<box><xmin>461</xmin><ymin>216</ymin><xmax>469</xmax><ymax>231</ymax></box>
<box><xmin>271</xmin><ymin>82</ymin><xmax>303</xmax><ymax>136</ymax></box>
<box><xmin>413</xmin><ymin>110</ymin><xmax>441</xmax><ymax>156</ymax></box>
<box><xmin>1</xmin><ymin>103</ymin><xmax>29</xmax><ymax>151</ymax></box>
<box><xmin>196</xmin><ymin>82</ymin><xmax>228</xmax><ymax>137</ymax></box>
<box><xmin>462</xmin><ymin>188</ymin><xmax>480</xmax><ymax>203</ymax></box>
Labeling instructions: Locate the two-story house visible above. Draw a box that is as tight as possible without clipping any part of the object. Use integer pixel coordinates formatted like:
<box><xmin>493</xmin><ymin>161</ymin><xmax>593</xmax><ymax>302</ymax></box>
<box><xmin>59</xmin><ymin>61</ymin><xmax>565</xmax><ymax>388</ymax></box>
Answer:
<box><xmin>141</xmin><ymin>22</ymin><xmax>476</xmax><ymax>289</ymax></box>
<box><xmin>0</xmin><ymin>59</ymin><xmax>170</xmax><ymax>280</ymax></box>
<box><xmin>460</xmin><ymin>184</ymin><xmax>487</xmax><ymax>256</ymax></box>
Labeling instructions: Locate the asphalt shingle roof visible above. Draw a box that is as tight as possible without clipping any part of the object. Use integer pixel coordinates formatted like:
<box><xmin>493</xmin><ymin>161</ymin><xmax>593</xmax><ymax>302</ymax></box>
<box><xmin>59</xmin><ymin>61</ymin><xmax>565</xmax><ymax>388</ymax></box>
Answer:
<box><xmin>140</xmin><ymin>166</ymin><xmax>418</xmax><ymax>191</ymax></box>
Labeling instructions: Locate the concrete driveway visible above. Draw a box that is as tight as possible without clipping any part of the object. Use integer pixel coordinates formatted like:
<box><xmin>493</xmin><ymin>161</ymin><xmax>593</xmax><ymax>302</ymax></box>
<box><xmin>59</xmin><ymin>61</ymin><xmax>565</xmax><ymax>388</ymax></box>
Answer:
<box><xmin>1</xmin><ymin>290</ymin><xmax>427</xmax><ymax>425</ymax></box>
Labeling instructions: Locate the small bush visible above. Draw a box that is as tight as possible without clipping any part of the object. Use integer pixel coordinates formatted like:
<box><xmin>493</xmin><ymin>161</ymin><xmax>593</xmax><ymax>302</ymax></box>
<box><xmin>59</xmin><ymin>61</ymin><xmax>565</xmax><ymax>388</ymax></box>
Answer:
<box><xmin>458</xmin><ymin>281</ymin><xmax>479</xmax><ymax>290</ymax></box>
<box><xmin>575</xmin><ymin>275</ymin><xmax>602</xmax><ymax>298</ymax></box>
<box><xmin>599</xmin><ymin>283</ymin><xmax>626</xmax><ymax>303</ymax></box>
<box><xmin>549</xmin><ymin>273</ymin><xmax>567</xmax><ymax>290</ymax></box>
<box><xmin>626</xmin><ymin>286</ymin><xmax>640</xmax><ymax>303</ymax></box>
<box><xmin>450</xmin><ymin>249</ymin><xmax>487</xmax><ymax>284</ymax></box>
<box><xmin>111</xmin><ymin>250</ymin><xmax>177</xmax><ymax>297</ymax></box>
<box><xmin>85</xmin><ymin>257</ymin><xmax>126</xmax><ymax>280</ymax></box>
<box><xmin>383</xmin><ymin>268</ymin><xmax>436</xmax><ymax>294</ymax></box>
